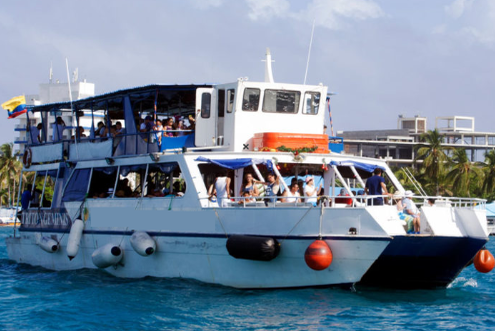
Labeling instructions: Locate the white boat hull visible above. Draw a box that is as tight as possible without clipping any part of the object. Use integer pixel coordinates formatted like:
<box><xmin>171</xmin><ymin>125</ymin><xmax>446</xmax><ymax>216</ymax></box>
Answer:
<box><xmin>7</xmin><ymin>230</ymin><xmax>389</xmax><ymax>288</ymax></box>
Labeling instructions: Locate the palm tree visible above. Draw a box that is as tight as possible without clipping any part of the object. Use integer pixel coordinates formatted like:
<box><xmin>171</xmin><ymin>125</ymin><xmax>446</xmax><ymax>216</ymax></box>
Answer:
<box><xmin>415</xmin><ymin>129</ymin><xmax>452</xmax><ymax>195</ymax></box>
<box><xmin>481</xmin><ymin>150</ymin><xmax>495</xmax><ymax>200</ymax></box>
<box><xmin>446</xmin><ymin>148</ymin><xmax>483</xmax><ymax>197</ymax></box>
<box><xmin>0</xmin><ymin>143</ymin><xmax>23</xmax><ymax>206</ymax></box>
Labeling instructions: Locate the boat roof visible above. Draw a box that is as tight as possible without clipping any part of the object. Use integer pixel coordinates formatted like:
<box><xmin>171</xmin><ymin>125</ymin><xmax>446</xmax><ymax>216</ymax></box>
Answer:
<box><xmin>29</xmin><ymin>83</ymin><xmax>214</xmax><ymax>113</ymax></box>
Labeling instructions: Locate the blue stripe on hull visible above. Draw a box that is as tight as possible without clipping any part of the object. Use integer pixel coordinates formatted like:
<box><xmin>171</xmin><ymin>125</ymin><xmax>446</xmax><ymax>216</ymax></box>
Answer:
<box><xmin>358</xmin><ymin>236</ymin><xmax>488</xmax><ymax>289</ymax></box>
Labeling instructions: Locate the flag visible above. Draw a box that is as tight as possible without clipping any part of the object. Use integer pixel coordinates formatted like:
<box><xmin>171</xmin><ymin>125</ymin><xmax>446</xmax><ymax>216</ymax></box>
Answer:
<box><xmin>2</xmin><ymin>95</ymin><xmax>27</xmax><ymax>119</ymax></box>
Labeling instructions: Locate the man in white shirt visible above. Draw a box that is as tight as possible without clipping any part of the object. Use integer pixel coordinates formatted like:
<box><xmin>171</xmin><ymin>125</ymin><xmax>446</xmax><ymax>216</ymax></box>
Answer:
<box><xmin>403</xmin><ymin>190</ymin><xmax>421</xmax><ymax>234</ymax></box>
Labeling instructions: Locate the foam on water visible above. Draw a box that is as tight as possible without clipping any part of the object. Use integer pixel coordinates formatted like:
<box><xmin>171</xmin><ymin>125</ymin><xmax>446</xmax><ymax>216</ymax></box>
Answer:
<box><xmin>1</xmin><ymin>227</ymin><xmax>495</xmax><ymax>330</ymax></box>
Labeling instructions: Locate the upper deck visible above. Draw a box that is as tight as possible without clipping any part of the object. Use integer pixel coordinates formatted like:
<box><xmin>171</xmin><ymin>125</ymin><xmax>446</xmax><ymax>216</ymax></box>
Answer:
<box><xmin>22</xmin><ymin>79</ymin><xmax>329</xmax><ymax>167</ymax></box>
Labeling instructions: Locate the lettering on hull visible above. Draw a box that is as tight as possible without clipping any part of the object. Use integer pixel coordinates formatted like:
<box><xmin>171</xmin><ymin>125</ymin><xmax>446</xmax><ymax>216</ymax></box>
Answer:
<box><xmin>21</xmin><ymin>208</ymin><xmax>72</xmax><ymax>230</ymax></box>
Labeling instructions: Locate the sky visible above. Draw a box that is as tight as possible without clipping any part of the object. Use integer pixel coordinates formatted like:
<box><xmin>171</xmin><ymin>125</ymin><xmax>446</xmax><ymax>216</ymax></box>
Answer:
<box><xmin>1</xmin><ymin>0</ymin><xmax>494</xmax><ymax>145</ymax></box>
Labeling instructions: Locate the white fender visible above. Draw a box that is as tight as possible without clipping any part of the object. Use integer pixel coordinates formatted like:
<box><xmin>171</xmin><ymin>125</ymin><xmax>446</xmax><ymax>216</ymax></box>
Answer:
<box><xmin>67</xmin><ymin>219</ymin><xmax>84</xmax><ymax>260</ymax></box>
<box><xmin>92</xmin><ymin>244</ymin><xmax>123</xmax><ymax>268</ymax></box>
<box><xmin>130</xmin><ymin>231</ymin><xmax>156</xmax><ymax>256</ymax></box>
<box><xmin>39</xmin><ymin>236</ymin><xmax>59</xmax><ymax>253</ymax></box>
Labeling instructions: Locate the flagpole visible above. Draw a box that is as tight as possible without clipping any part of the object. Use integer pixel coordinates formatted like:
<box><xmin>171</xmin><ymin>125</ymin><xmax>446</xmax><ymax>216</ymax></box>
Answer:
<box><xmin>66</xmin><ymin>58</ymin><xmax>79</xmax><ymax>158</ymax></box>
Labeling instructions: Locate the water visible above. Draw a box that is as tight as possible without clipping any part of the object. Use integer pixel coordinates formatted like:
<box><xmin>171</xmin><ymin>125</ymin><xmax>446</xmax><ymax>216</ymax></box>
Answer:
<box><xmin>1</xmin><ymin>226</ymin><xmax>494</xmax><ymax>331</ymax></box>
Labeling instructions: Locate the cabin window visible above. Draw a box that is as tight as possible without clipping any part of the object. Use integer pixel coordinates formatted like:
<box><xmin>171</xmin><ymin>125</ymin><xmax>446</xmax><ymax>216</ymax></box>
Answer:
<box><xmin>227</xmin><ymin>89</ymin><xmax>235</xmax><ymax>113</ymax></box>
<box><xmin>303</xmin><ymin>92</ymin><xmax>320</xmax><ymax>115</ymax></box>
<box><xmin>114</xmin><ymin>164</ymin><xmax>147</xmax><ymax>198</ymax></box>
<box><xmin>88</xmin><ymin>167</ymin><xmax>118</xmax><ymax>198</ymax></box>
<box><xmin>31</xmin><ymin>170</ymin><xmax>58</xmax><ymax>208</ymax></box>
<box><xmin>262</xmin><ymin>90</ymin><xmax>300</xmax><ymax>114</ymax></box>
<box><xmin>201</xmin><ymin>93</ymin><xmax>211</xmax><ymax>118</ymax></box>
<box><xmin>146</xmin><ymin>163</ymin><xmax>185</xmax><ymax>197</ymax></box>
<box><xmin>217</xmin><ymin>89</ymin><xmax>225</xmax><ymax>118</ymax></box>
<box><xmin>242</xmin><ymin>88</ymin><xmax>260</xmax><ymax>111</ymax></box>
<box><xmin>63</xmin><ymin>168</ymin><xmax>91</xmax><ymax>202</ymax></box>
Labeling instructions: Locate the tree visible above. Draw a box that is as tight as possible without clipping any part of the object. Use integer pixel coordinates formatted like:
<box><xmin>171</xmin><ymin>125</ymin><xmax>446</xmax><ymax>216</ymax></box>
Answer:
<box><xmin>481</xmin><ymin>150</ymin><xmax>495</xmax><ymax>200</ymax></box>
<box><xmin>415</xmin><ymin>129</ymin><xmax>452</xmax><ymax>195</ymax></box>
<box><xmin>446</xmin><ymin>148</ymin><xmax>483</xmax><ymax>197</ymax></box>
<box><xmin>0</xmin><ymin>143</ymin><xmax>23</xmax><ymax>206</ymax></box>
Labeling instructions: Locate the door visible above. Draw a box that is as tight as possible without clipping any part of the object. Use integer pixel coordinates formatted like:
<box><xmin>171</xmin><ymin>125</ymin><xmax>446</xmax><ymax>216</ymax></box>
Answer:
<box><xmin>195</xmin><ymin>88</ymin><xmax>217</xmax><ymax>147</ymax></box>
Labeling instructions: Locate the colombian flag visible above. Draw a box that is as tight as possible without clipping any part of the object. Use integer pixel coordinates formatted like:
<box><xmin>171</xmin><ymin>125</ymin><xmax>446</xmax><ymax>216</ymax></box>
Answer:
<box><xmin>2</xmin><ymin>95</ymin><xmax>27</xmax><ymax>119</ymax></box>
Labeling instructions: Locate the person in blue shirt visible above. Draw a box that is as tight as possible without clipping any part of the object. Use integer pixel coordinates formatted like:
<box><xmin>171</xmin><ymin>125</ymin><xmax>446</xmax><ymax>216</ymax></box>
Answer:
<box><xmin>365</xmin><ymin>168</ymin><xmax>388</xmax><ymax>206</ymax></box>
<box><xmin>21</xmin><ymin>184</ymin><xmax>33</xmax><ymax>210</ymax></box>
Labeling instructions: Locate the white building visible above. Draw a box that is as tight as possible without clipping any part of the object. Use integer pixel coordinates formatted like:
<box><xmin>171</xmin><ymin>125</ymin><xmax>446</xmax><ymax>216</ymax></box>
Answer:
<box><xmin>14</xmin><ymin>76</ymin><xmax>95</xmax><ymax>153</ymax></box>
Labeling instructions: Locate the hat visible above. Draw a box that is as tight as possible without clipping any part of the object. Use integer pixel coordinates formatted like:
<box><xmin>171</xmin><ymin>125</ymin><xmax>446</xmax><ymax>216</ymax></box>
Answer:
<box><xmin>393</xmin><ymin>190</ymin><xmax>404</xmax><ymax>198</ymax></box>
<box><xmin>305</xmin><ymin>176</ymin><xmax>313</xmax><ymax>183</ymax></box>
<box><xmin>404</xmin><ymin>190</ymin><xmax>414</xmax><ymax>197</ymax></box>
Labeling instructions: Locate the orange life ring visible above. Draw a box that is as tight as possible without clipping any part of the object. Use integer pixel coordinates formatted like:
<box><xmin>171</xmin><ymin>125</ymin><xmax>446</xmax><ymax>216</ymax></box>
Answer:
<box><xmin>23</xmin><ymin>147</ymin><xmax>32</xmax><ymax>168</ymax></box>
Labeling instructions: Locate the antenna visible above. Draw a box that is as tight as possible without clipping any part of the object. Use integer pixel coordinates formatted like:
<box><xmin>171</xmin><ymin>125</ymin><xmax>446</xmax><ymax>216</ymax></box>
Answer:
<box><xmin>303</xmin><ymin>19</ymin><xmax>316</xmax><ymax>85</ymax></box>
<box><xmin>66</xmin><ymin>58</ymin><xmax>79</xmax><ymax>157</ymax></box>
<box><xmin>262</xmin><ymin>48</ymin><xmax>275</xmax><ymax>83</ymax></box>
<box><xmin>49</xmin><ymin>61</ymin><xmax>53</xmax><ymax>83</ymax></box>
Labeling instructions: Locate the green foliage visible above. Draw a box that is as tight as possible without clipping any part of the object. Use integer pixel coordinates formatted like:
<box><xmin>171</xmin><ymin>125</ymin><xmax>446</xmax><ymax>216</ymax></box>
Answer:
<box><xmin>277</xmin><ymin>145</ymin><xmax>318</xmax><ymax>153</ymax></box>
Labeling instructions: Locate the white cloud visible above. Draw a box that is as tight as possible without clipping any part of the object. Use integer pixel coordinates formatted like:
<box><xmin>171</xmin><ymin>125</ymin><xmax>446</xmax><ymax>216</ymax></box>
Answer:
<box><xmin>245</xmin><ymin>0</ymin><xmax>291</xmax><ymax>21</ymax></box>
<box><xmin>245</xmin><ymin>0</ymin><xmax>383</xmax><ymax>30</ymax></box>
<box><xmin>305</xmin><ymin>0</ymin><xmax>383</xmax><ymax>30</ymax></box>
<box><xmin>445</xmin><ymin>0</ymin><xmax>473</xmax><ymax>19</ymax></box>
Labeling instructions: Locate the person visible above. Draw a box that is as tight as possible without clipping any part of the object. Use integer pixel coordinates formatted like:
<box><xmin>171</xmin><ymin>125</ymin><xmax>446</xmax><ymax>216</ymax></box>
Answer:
<box><xmin>188</xmin><ymin>114</ymin><xmax>196</xmax><ymax>132</ymax></box>
<box><xmin>238</xmin><ymin>191</ymin><xmax>255</xmax><ymax>204</ymax></box>
<box><xmin>30</xmin><ymin>123</ymin><xmax>42</xmax><ymax>144</ymax></box>
<box><xmin>140</xmin><ymin>116</ymin><xmax>153</xmax><ymax>141</ymax></box>
<box><xmin>364</xmin><ymin>168</ymin><xmax>388</xmax><ymax>206</ymax></box>
<box><xmin>323</xmin><ymin>125</ymin><xmax>327</xmax><ymax>134</ymax></box>
<box><xmin>239</xmin><ymin>173</ymin><xmax>259</xmax><ymax>199</ymax></box>
<box><xmin>52</xmin><ymin>117</ymin><xmax>66</xmax><ymax>142</ymax></box>
<box><xmin>31</xmin><ymin>188</ymin><xmax>42</xmax><ymax>207</ymax></box>
<box><xmin>208</xmin><ymin>171</ymin><xmax>231</xmax><ymax>207</ymax></box>
<box><xmin>163</xmin><ymin>118</ymin><xmax>174</xmax><ymax>137</ymax></box>
<box><xmin>255</xmin><ymin>173</ymin><xmax>280</xmax><ymax>204</ymax></box>
<box><xmin>304</xmin><ymin>176</ymin><xmax>322</xmax><ymax>206</ymax></box>
<box><xmin>427</xmin><ymin>198</ymin><xmax>436</xmax><ymax>207</ymax></box>
<box><xmin>403</xmin><ymin>190</ymin><xmax>421</xmax><ymax>234</ymax></box>
<box><xmin>393</xmin><ymin>191</ymin><xmax>415</xmax><ymax>234</ymax></box>
<box><xmin>335</xmin><ymin>188</ymin><xmax>353</xmax><ymax>206</ymax></box>
<box><xmin>176</xmin><ymin>119</ymin><xmax>186</xmax><ymax>137</ymax></box>
<box><xmin>95</xmin><ymin>121</ymin><xmax>105</xmax><ymax>138</ymax></box>
<box><xmin>282</xmin><ymin>183</ymin><xmax>301</xmax><ymax>203</ymax></box>
<box><xmin>21</xmin><ymin>184</ymin><xmax>33</xmax><ymax>210</ymax></box>
<box><xmin>154</xmin><ymin>120</ymin><xmax>163</xmax><ymax>145</ymax></box>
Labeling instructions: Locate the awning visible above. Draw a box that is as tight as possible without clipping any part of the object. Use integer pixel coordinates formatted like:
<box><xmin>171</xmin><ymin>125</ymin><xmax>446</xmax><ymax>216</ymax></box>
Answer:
<box><xmin>329</xmin><ymin>160</ymin><xmax>385</xmax><ymax>173</ymax></box>
<box><xmin>195</xmin><ymin>157</ymin><xmax>273</xmax><ymax>170</ymax></box>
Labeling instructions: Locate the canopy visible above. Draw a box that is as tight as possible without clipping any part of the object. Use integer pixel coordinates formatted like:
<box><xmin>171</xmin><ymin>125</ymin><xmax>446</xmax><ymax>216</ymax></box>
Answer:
<box><xmin>195</xmin><ymin>157</ymin><xmax>273</xmax><ymax>170</ymax></box>
<box><xmin>486</xmin><ymin>202</ymin><xmax>495</xmax><ymax>218</ymax></box>
<box><xmin>329</xmin><ymin>160</ymin><xmax>385</xmax><ymax>173</ymax></box>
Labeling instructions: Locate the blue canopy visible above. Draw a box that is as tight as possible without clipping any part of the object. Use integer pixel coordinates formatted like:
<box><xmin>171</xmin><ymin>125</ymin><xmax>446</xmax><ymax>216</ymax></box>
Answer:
<box><xmin>329</xmin><ymin>160</ymin><xmax>385</xmax><ymax>173</ymax></box>
<box><xmin>486</xmin><ymin>202</ymin><xmax>495</xmax><ymax>217</ymax></box>
<box><xmin>195</xmin><ymin>157</ymin><xmax>273</xmax><ymax>170</ymax></box>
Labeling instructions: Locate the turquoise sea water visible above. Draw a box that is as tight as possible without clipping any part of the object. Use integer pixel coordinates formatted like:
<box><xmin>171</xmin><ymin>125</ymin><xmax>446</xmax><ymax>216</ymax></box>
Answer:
<box><xmin>1</xmin><ymin>226</ymin><xmax>494</xmax><ymax>331</ymax></box>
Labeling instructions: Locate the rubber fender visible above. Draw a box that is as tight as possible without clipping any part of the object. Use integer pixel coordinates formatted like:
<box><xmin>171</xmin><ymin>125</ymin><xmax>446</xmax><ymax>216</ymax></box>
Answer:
<box><xmin>226</xmin><ymin>235</ymin><xmax>280</xmax><ymax>261</ymax></box>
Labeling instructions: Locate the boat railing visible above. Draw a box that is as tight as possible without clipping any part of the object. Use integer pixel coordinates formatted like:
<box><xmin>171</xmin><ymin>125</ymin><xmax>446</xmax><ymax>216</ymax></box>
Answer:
<box><xmin>25</xmin><ymin>129</ymin><xmax>203</xmax><ymax>163</ymax></box>
<box><xmin>200</xmin><ymin>194</ymin><xmax>394</xmax><ymax>208</ymax></box>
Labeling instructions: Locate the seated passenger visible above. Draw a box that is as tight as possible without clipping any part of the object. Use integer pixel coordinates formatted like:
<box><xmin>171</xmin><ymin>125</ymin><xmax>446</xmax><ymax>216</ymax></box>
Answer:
<box><xmin>239</xmin><ymin>173</ymin><xmax>259</xmax><ymax>198</ymax></box>
<box><xmin>335</xmin><ymin>188</ymin><xmax>353</xmax><ymax>206</ymax></box>
<box><xmin>403</xmin><ymin>190</ymin><xmax>421</xmax><ymax>234</ymax></box>
<box><xmin>238</xmin><ymin>191</ymin><xmax>255</xmax><ymax>204</ymax></box>
<box><xmin>282</xmin><ymin>183</ymin><xmax>301</xmax><ymax>203</ymax></box>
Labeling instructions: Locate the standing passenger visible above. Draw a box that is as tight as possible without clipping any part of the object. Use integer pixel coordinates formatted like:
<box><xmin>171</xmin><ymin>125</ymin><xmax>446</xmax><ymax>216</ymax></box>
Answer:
<box><xmin>364</xmin><ymin>168</ymin><xmax>388</xmax><ymax>206</ymax></box>
<box><xmin>208</xmin><ymin>171</ymin><xmax>231</xmax><ymax>207</ymax></box>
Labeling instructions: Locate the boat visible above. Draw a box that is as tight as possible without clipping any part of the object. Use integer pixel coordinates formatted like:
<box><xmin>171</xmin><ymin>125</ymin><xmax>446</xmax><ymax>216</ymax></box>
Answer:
<box><xmin>5</xmin><ymin>50</ymin><xmax>488</xmax><ymax>289</ymax></box>
<box><xmin>0</xmin><ymin>207</ymin><xmax>19</xmax><ymax>226</ymax></box>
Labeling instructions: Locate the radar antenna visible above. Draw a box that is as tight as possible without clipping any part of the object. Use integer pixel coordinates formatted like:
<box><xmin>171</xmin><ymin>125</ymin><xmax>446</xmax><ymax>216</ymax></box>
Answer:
<box><xmin>262</xmin><ymin>48</ymin><xmax>275</xmax><ymax>83</ymax></box>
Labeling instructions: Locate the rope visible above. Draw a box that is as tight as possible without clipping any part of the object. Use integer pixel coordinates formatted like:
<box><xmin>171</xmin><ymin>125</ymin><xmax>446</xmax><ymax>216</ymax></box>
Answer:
<box><xmin>280</xmin><ymin>205</ymin><xmax>314</xmax><ymax>244</ymax></box>
<box><xmin>213</xmin><ymin>208</ymin><xmax>229</xmax><ymax>239</ymax></box>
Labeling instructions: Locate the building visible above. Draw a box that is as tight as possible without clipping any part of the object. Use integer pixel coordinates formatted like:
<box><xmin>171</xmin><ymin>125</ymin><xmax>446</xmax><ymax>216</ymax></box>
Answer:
<box><xmin>14</xmin><ymin>72</ymin><xmax>95</xmax><ymax>153</ymax></box>
<box><xmin>338</xmin><ymin>115</ymin><xmax>495</xmax><ymax>167</ymax></box>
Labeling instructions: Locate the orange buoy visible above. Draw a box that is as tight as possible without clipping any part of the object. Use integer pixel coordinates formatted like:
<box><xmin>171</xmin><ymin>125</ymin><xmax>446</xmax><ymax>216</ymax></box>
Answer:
<box><xmin>304</xmin><ymin>240</ymin><xmax>333</xmax><ymax>271</ymax></box>
<box><xmin>474</xmin><ymin>248</ymin><xmax>495</xmax><ymax>273</ymax></box>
